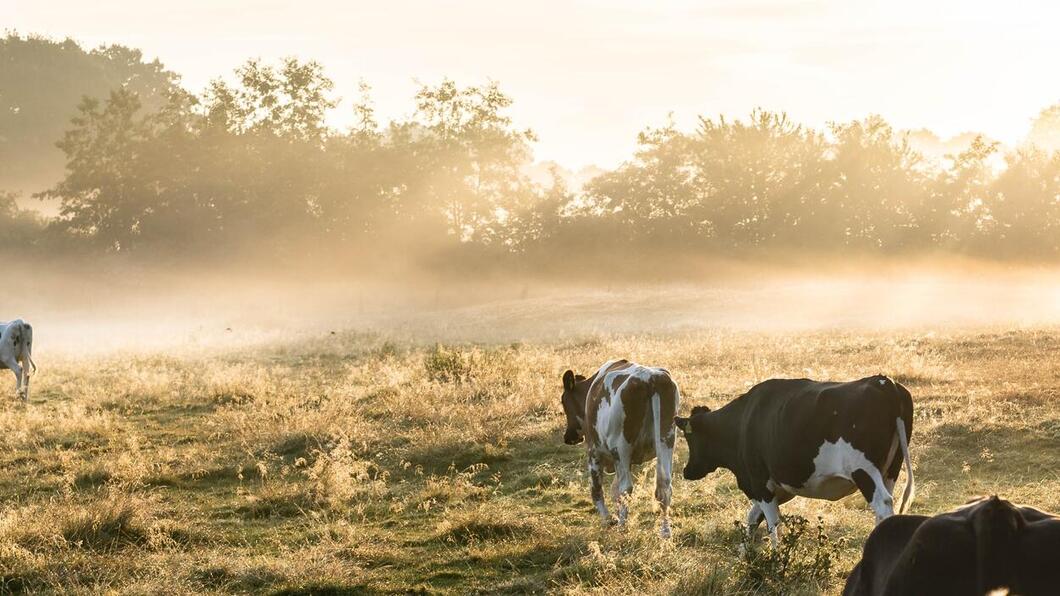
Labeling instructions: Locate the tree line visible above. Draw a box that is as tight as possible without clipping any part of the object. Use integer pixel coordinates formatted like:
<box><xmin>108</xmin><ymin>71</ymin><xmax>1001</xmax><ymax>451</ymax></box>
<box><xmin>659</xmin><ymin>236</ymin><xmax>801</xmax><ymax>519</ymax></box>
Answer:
<box><xmin>3</xmin><ymin>34</ymin><xmax>1060</xmax><ymax>264</ymax></box>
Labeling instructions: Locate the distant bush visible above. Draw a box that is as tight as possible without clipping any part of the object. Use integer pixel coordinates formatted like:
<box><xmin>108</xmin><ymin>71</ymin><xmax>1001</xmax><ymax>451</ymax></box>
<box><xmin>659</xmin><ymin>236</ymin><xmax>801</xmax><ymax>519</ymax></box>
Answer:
<box><xmin>424</xmin><ymin>345</ymin><xmax>474</xmax><ymax>383</ymax></box>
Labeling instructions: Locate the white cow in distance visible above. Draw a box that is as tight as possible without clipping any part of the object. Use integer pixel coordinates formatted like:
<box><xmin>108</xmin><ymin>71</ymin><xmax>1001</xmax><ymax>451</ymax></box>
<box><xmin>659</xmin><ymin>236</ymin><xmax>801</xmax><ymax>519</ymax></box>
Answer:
<box><xmin>1</xmin><ymin>319</ymin><xmax>35</xmax><ymax>401</ymax></box>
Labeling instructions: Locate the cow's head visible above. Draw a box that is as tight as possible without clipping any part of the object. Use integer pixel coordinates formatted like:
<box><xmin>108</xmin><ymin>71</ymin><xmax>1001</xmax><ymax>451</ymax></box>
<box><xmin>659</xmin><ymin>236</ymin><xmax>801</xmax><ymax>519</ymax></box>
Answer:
<box><xmin>675</xmin><ymin>405</ymin><xmax>719</xmax><ymax>480</ymax></box>
<box><xmin>560</xmin><ymin>369</ymin><xmax>589</xmax><ymax>445</ymax></box>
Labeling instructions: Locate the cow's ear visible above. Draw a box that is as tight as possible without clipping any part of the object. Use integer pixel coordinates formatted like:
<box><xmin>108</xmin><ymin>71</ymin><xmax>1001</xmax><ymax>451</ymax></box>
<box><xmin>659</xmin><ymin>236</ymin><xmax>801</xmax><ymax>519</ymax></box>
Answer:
<box><xmin>562</xmin><ymin>370</ymin><xmax>577</xmax><ymax>391</ymax></box>
<box><xmin>691</xmin><ymin>405</ymin><xmax>711</xmax><ymax>416</ymax></box>
<box><xmin>674</xmin><ymin>416</ymin><xmax>691</xmax><ymax>435</ymax></box>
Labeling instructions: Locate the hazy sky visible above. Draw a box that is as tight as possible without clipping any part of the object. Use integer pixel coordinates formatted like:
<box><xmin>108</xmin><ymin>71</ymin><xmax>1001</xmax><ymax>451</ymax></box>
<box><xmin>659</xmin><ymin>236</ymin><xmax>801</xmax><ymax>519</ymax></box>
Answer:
<box><xmin>9</xmin><ymin>0</ymin><xmax>1060</xmax><ymax>168</ymax></box>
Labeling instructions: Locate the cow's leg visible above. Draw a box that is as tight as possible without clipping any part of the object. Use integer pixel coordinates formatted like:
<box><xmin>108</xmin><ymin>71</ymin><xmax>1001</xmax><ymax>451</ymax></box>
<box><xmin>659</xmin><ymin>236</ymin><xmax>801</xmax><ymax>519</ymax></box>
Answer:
<box><xmin>19</xmin><ymin>361</ymin><xmax>29</xmax><ymax>402</ymax></box>
<box><xmin>588</xmin><ymin>455</ymin><xmax>611</xmax><ymax>525</ymax></box>
<box><xmin>852</xmin><ymin>466</ymin><xmax>894</xmax><ymax>523</ymax></box>
<box><xmin>746</xmin><ymin>502</ymin><xmax>764</xmax><ymax>537</ymax></box>
<box><xmin>758</xmin><ymin>497</ymin><xmax>782</xmax><ymax>547</ymax></box>
<box><xmin>610</xmin><ymin>447</ymin><xmax>631</xmax><ymax>521</ymax></box>
<box><xmin>737</xmin><ymin>501</ymin><xmax>767</xmax><ymax>558</ymax></box>
<box><xmin>3</xmin><ymin>357</ymin><xmax>22</xmax><ymax>400</ymax></box>
<box><xmin>655</xmin><ymin>446</ymin><xmax>674</xmax><ymax>539</ymax></box>
<box><xmin>613</xmin><ymin>458</ymin><xmax>634</xmax><ymax>527</ymax></box>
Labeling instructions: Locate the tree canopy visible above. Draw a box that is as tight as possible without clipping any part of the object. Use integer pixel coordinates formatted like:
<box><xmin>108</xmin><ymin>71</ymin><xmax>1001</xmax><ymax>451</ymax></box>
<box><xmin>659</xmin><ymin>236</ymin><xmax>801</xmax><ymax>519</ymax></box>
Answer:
<box><xmin>0</xmin><ymin>33</ymin><xmax>180</xmax><ymax>194</ymax></box>
<box><xmin>5</xmin><ymin>34</ymin><xmax>1060</xmax><ymax>266</ymax></box>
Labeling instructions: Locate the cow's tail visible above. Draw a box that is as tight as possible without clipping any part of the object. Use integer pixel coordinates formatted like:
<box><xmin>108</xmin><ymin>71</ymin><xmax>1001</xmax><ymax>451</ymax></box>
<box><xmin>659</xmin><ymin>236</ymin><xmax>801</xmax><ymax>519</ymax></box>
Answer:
<box><xmin>650</xmin><ymin>376</ymin><xmax>678</xmax><ymax>465</ymax></box>
<box><xmin>896</xmin><ymin>416</ymin><xmax>915</xmax><ymax>514</ymax></box>
<box><xmin>18</xmin><ymin>322</ymin><xmax>35</xmax><ymax>376</ymax></box>
<box><xmin>651</xmin><ymin>391</ymin><xmax>664</xmax><ymax>452</ymax></box>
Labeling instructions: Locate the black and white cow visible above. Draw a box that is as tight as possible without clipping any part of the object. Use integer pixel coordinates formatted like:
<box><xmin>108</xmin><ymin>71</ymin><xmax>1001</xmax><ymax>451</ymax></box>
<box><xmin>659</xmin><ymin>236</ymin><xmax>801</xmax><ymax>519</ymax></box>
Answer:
<box><xmin>675</xmin><ymin>375</ymin><xmax>914</xmax><ymax>544</ymax></box>
<box><xmin>561</xmin><ymin>359</ymin><xmax>680</xmax><ymax>538</ymax></box>
<box><xmin>0</xmin><ymin>319</ymin><xmax>35</xmax><ymax>402</ymax></box>
<box><xmin>843</xmin><ymin>496</ymin><xmax>1060</xmax><ymax>596</ymax></box>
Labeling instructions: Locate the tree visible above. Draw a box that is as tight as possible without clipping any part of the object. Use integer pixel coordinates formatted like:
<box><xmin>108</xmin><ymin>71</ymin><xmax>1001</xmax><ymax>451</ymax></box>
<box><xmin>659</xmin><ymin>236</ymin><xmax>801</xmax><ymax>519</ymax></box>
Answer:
<box><xmin>203</xmin><ymin>58</ymin><xmax>336</xmax><ymax>142</ymax></box>
<box><xmin>385</xmin><ymin>79</ymin><xmax>538</xmax><ymax>246</ymax></box>
<box><xmin>1026</xmin><ymin>103</ymin><xmax>1060</xmax><ymax>153</ymax></box>
<box><xmin>39</xmin><ymin>90</ymin><xmax>158</xmax><ymax>250</ymax></box>
<box><xmin>984</xmin><ymin>148</ymin><xmax>1060</xmax><ymax>256</ymax></box>
<box><xmin>0</xmin><ymin>33</ymin><xmax>179</xmax><ymax>194</ymax></box>
<box><xmin>581</xmin><ymin>119</ymin><xmax>701</xmax><ymax>247</ymax></box>
<box><xmin>926</xmin><ymin>136</ymin><xmax>1000</xmax><ymax>249</ymax></box>
<box><xmin>820</xmin><ymin>116</ymin><xmax>926</xmax><ymax>250</ymax></box>
<box><xmin>582</xmin><ymin>110</ymin><xmax>828</xmax><ymax>252</ymax></box>
<box><xmin>0</xmin><ymin>191</ymin><xmax>45</xmax><ymax>251</ymax></box>
<box><xmin>690</xmin><ymin>110</ymin><xmax>827</xmax><ymax>249</ymax></box>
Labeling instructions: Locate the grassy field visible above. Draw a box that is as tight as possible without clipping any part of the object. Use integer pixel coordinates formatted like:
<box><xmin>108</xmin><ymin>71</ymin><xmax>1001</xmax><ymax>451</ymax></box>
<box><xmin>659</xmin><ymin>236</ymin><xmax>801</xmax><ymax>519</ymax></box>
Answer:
<box><xmin>2</xmin><ymin>322</ymin><xmax>1060</xmax><ymax>594</ymax></box>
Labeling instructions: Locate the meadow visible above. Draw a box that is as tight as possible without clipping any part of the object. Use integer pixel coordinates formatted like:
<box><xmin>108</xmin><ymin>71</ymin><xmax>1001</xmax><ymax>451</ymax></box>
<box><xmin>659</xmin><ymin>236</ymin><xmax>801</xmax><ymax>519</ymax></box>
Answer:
<box><xmin>2</xmin><ymin>281</ymin><xmax>1060</xmax><ymax>594</ymax></box>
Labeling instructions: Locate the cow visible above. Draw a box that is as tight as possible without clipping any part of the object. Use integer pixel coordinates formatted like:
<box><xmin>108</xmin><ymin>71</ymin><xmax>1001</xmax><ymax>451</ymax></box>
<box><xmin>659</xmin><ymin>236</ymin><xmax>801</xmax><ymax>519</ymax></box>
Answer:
<box><xmin>843</xmin><ymin>496</ymin><xmax>1060</xmax><ymax>596</ymax></box>
<box><xmin>560</xmin><ymin>359</ymin><xmax>680</xmax><ymax>538</ymax></box>
<box><xmin>674</xmin><ymin>375</ymin><xmax>914</xmax><ymax>545</ymax></box>
<box><xmin>0</xmin><ymin>319</ymin><xmax>35</xmax><ymax>402</ymax></box>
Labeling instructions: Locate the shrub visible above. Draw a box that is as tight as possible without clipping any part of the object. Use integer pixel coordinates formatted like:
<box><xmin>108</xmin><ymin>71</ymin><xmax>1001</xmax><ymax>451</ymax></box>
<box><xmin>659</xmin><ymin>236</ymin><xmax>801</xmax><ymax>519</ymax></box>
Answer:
<box><xmin>424</xmin><ymin>345</ymin><xmax>474</xmax><ymax>383</ymax></box>
<box><xmin>304</xmin><ymin>437</ymin><xmax>388</xmax><ymax>513</ymax></box>
<box><xmin>730</xmin><ymin>515</ymin><xmax>844</xmax><ymax>594</ymax></box>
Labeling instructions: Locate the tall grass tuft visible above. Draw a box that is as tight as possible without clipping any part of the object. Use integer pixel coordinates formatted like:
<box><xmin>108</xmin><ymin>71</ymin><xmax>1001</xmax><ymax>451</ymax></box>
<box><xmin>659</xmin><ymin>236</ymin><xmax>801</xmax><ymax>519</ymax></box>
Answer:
<box><xmin>61</xmin><ymin>495</ymin><xmax>151</xmax><ymax>550</ymax></box>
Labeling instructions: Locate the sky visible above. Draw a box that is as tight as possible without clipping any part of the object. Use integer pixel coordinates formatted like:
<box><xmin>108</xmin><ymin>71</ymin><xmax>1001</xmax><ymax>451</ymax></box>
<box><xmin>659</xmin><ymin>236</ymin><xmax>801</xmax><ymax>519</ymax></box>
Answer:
<box><xmin>8</xmin><ymin>0</ymin><xmax>1060</xmax><ymax>169</ymax></box>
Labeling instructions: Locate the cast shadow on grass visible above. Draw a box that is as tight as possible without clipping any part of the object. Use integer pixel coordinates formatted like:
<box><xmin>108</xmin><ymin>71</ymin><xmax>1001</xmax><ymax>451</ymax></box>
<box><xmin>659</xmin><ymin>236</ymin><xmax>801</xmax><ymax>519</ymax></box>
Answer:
<box><xmin>913</xmin><ymin>419</ymin><xmax>1060</xmax><ymax>512</ymax></box>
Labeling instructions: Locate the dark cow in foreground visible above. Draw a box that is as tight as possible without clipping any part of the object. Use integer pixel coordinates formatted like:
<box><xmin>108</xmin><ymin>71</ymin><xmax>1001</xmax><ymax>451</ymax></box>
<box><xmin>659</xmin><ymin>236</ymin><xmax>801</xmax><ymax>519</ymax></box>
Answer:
<box><xmin>561</xmin><ymin>359</ymin><xmax>680</xmax><ymax>537</ymax></box>
<box><xmin>1</xmin><ymin>319</ymin><xmax>35</xmax><ymax>402</ymax></box>
<box><xmin>675</xmin><ymin>375</ymin><xmax>914</xmax><ymax>544</ymax></box>
<box><xmin>843</xmin><ymin>496</ymin><xmax>1060</xmax><ymax>595</ymax></box>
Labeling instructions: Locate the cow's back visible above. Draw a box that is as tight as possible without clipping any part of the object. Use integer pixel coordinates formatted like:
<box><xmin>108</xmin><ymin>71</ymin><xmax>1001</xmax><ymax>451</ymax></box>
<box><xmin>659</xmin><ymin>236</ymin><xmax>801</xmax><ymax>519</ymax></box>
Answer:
<box><xmin>585</xmin><ymin>360</ymin><xmax>678</xmax><ymax>466</ymax></box>
<box><xmin>0</xmin><ymin>320</ymin><xmax>23</xmax><ymax>354</ymax></box>
<box><xmin>746</xmin><ymin>376</ymin><xmax>907</xmax><ymax>488</ymax></box>
<box><xmin>731</xmin><ymin>378</ymin><xmax>836</xmax><ymax>481</ymax></box>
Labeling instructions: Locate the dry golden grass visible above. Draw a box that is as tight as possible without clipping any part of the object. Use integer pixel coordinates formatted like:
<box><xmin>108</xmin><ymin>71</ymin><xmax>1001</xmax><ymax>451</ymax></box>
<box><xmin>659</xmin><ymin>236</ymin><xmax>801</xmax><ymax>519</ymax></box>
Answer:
<box><xmin>2</xmin><ymin>325</ymin><xmax>1060</xmax><ymax>594</ymax></box>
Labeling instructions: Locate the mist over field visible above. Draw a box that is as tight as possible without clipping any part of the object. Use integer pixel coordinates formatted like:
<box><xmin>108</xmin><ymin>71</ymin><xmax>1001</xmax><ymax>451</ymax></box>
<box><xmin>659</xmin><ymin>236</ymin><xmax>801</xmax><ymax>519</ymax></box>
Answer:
<box><xmin>9</xmin><ymin>258</ymin><xmax>1060</xmax><ymax>356</ymax></box>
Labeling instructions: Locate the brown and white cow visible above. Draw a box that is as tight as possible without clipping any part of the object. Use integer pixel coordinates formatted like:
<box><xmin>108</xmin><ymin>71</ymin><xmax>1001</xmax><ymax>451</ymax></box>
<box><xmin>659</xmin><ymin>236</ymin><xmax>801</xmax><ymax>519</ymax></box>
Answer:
<box><xmin>561</xmin><ymin>359</ymin><xmax>680</xmax><ymax>538</ymax></box>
